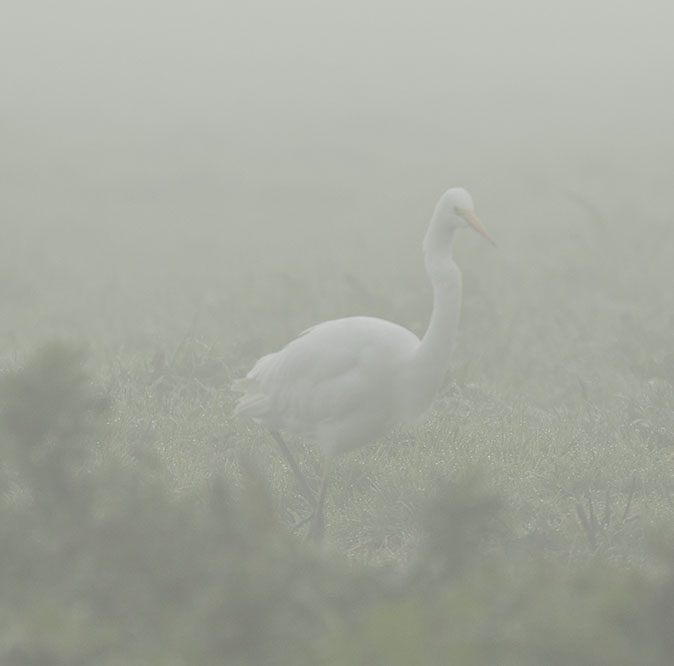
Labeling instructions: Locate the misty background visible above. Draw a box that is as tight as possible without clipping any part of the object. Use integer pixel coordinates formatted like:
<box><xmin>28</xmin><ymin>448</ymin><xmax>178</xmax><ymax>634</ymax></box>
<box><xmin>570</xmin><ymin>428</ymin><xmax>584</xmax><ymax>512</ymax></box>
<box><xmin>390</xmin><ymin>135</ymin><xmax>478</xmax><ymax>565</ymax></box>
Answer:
<box><xmin>2</xmin><ymin>1</ymin><xmax>674</xmax><ymax>664</ymax></box>
<box><xmin>3</xmin><ymin>0</ymin><xmax>673</xmax><ymax>353</ymax></box>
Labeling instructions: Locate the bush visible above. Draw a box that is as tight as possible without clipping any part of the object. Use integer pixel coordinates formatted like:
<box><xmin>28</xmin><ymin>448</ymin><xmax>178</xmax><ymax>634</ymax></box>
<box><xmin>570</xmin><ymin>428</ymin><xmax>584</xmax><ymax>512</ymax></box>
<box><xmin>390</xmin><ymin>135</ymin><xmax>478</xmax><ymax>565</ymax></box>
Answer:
<box><xmin>1</xmin><ymin>343</ymin><xmax>673</xmax><ymax>665</ymax></box>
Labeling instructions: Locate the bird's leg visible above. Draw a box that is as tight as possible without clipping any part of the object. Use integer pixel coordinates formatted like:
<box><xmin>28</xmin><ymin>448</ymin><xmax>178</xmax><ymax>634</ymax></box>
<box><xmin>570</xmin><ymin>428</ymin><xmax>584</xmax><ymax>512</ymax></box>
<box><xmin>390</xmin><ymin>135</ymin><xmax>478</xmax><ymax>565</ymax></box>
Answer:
<box><xmin>269</xmin><ymin>430</ymin><xmax>316</xmax><ymax>508</ymax></box>
<box><xmin>306</xmin><ymin>462</ymin><xmax>330</xmax><ymax>542</ymax></box>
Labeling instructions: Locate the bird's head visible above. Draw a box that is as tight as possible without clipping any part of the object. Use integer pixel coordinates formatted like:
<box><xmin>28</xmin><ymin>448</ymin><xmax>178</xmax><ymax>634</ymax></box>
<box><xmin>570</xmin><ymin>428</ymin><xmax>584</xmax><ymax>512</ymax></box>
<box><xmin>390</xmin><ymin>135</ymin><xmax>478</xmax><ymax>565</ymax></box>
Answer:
<box><xmin>432</xmin><ymin>187</ymin><xmax>496</xmax><ymax>245</ymax></box>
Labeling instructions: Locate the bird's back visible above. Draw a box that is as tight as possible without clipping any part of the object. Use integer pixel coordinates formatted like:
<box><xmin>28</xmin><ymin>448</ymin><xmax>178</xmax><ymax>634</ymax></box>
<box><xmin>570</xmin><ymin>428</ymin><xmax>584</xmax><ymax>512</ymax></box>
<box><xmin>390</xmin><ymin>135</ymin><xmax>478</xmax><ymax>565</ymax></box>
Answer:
<box><xmin>233</xmin><ymin>316</ymin><xmax>421</xmax><ymax>458</ymax></box>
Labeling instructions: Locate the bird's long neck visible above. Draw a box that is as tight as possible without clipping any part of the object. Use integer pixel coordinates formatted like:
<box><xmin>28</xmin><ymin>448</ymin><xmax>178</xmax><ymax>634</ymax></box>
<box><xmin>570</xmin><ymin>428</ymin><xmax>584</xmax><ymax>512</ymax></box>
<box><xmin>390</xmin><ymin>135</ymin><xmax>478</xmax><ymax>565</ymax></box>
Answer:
<box><xmin>415</xmin><ymin>231</ymin><xmax>463</xmax><ymax>385</ymax></box>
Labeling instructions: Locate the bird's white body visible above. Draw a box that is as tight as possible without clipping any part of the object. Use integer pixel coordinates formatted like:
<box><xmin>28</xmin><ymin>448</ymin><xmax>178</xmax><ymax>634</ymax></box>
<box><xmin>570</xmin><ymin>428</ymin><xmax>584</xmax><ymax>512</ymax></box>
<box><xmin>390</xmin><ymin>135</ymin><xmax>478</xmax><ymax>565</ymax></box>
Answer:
<box><xmin>234</xmin><ymin>314</ymin><xmax>450</xmax><ymax>459</ymax></box>
<box><xmin>233</xmin><ymin>187</ymin><xmax>493</xmax><ymax>537</ymax></box>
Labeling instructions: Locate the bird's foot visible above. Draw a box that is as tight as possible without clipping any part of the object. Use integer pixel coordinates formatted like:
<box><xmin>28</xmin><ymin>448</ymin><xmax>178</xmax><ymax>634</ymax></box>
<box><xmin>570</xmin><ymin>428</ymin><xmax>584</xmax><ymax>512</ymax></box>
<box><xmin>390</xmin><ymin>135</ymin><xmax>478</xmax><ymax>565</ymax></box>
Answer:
<box><xmin>292</xmin><ymin>512</ymin><xmax>313</xmax><ymax>531</ymax></box>
<box><xmin>305</xmin><ymin>509</ymin><xmax>324</xmax><ymax>542</ymax></box>
<box><xmin>291</xmin><ymin>508</ymin><xmax>324</xmax><ymax>542</ymax></box>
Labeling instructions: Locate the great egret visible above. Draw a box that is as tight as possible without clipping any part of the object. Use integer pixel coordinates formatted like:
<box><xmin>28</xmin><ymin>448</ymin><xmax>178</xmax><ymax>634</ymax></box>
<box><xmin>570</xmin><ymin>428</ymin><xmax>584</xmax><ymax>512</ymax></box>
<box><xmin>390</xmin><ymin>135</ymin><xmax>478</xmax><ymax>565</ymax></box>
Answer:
<box><xmin>233</xmin><ymin>187</ymin><xmax>494</xmax><ymax>539</ymax></box>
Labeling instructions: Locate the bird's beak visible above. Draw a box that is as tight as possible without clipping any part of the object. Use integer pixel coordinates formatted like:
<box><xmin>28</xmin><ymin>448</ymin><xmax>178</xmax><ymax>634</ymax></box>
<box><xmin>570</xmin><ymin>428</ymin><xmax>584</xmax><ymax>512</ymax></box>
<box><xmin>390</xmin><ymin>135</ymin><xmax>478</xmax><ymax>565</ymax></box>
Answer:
<box><xmin>459</xmin><ymin>209</ymin><xmax>497</xmax><ymax>246</ymax></box>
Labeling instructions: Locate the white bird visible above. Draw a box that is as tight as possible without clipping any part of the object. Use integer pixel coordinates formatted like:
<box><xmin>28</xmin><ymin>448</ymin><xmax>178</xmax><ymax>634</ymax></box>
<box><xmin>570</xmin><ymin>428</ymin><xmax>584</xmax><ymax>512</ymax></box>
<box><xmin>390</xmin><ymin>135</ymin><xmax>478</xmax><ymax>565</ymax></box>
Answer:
<box><xmin>233</xmin><ymin>187</ymin><xmax>495</xmax><ymax>539</ymax></box>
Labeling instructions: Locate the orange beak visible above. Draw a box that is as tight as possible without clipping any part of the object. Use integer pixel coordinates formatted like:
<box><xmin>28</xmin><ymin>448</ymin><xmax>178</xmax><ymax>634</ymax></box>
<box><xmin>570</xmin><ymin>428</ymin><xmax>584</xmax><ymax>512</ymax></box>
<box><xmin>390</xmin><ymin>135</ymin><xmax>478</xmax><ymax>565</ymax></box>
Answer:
<box><xmin>459</xmin><ymin>209</ymin><xmax>496</xmax><ymax>246</ymax></box>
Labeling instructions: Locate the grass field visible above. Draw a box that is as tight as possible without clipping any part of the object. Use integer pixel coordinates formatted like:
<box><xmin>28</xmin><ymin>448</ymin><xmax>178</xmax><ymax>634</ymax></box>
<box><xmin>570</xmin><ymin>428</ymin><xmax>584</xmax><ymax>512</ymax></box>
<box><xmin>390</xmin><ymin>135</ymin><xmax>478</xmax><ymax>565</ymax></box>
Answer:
<box><xmin>3</xmin><ymin>2</ymin><xmax>674</xmax><ymax>662</ymax></box>
<box><xmin>2</xmin><ymin>154</ymin><xmax>674</xmax><ymax>663</ymax></box>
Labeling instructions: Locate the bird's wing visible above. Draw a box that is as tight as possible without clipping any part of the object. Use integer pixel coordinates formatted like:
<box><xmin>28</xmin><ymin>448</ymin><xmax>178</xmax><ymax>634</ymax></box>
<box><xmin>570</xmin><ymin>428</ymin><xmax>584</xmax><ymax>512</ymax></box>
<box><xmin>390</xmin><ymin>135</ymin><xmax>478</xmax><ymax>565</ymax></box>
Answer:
<box><xmin>233</xmin><ymin>317</ymin><xmax>419</xmax><ymax>434</ymax></box>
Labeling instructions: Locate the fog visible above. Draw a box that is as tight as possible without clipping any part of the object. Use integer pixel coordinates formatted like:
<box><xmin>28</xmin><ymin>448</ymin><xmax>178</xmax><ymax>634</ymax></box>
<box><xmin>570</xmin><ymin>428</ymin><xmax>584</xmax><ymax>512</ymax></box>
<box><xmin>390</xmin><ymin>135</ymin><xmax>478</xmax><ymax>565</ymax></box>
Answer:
<box><xmin>2</xmin><ymin>1</ymin><xmax>674</xmax><ymax>663</ymax></box>
<box><xmin>4</xmin><ymin>1</ymin><xmax>674</xmax><ymax>287</ymax></box>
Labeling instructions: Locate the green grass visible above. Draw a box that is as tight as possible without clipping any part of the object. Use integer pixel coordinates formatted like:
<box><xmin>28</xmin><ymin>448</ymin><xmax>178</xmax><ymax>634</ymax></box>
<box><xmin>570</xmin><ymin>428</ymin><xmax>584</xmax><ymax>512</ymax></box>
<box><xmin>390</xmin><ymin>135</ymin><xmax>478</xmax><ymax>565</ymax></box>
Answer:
<box><xmin>1</xmin><ymin>178</ymin><xmax>674</xmax><ymax>664</ymax></box>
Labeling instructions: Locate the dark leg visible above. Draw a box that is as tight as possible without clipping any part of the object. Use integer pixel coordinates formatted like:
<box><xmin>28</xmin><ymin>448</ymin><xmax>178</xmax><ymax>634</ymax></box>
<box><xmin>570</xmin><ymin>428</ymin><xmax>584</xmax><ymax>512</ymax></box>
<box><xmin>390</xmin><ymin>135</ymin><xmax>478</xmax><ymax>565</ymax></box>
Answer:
<box><xmin>306</xmin><ymin>462</ymin><xmax>330</xmax><ymax>542</ymax></box>
<box><xmin>269</xmin><ymin>430</ymin><xmax>315</xmax><ymax>507</ymax></box>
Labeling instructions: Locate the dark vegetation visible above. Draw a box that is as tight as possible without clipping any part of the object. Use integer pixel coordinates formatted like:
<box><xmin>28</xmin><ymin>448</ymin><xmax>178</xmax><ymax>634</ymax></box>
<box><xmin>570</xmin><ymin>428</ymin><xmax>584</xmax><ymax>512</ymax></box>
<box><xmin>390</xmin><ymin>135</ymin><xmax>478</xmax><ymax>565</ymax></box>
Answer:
<box><xmin>3</xmin><ymin>4</ymin><xmax>674</xmax><ymax>659</ymax></box>
<box><xmin>1</xmin><ymin>337</ymin><xmax>673</xmax><ymax>664</ymax></box>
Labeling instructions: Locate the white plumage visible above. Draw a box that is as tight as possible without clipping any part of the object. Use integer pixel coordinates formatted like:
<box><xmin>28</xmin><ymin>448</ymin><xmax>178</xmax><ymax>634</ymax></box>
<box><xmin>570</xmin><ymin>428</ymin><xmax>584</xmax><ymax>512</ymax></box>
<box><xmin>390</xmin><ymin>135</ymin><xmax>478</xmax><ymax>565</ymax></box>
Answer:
<box><xmin>233</xmin><ymin>187</ymin><xmax>494</xmax><ymax>539</ymax></box>
<box><xmin>235</xmin><ymin>317</ymin><xmax>420</xmax><ymax>458</ymax></box>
